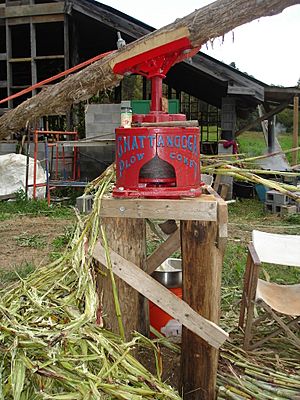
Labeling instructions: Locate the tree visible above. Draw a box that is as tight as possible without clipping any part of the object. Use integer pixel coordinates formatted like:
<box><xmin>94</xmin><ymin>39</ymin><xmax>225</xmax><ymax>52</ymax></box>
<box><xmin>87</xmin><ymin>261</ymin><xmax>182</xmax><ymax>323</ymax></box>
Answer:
<box><xmin>0</xmin><ymin>0</ymin><xmax>299</xmax><ymax>139</ymax></box>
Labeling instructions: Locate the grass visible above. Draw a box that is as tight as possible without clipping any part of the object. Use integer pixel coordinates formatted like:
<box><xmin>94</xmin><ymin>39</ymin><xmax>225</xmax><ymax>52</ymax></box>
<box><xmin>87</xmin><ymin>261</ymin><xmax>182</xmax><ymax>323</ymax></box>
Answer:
<box><xmin>237</xmin><ymin>131</ymin><xmax>300</xmax><ymax>164</ymax></box>
<box><xmin>50</xmin><ymin>226</ymin><xmax>74</xmax><ymax>260</ymax></box>
<box><xmin>0</xmin><ymin>194</ymin><xmax>75</xmax><ymax>221</ymax></box>
<box><xmin>0</xmin><ymin>261</ymin><xmax>35</xmax><ymax>286</ymax></box>
<box><xmin>224</xmin><ymin>198</ymin><xmax>300</xmax><ymax>289</ymax></box>
<box><xmin>15</xmin><ymin>233</ymin><xmax>46</xmax><ymax>249</ymax></box>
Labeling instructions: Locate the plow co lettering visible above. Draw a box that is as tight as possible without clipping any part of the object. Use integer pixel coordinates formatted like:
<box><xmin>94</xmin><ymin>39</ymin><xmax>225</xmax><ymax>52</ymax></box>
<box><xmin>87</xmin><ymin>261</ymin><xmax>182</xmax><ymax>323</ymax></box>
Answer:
<box><xmin>117</xmin><ymin>134</ymin><xmax>198</xmax><ymax>157</ymax></box>
<box><xmin>117</xmin><ymin>134</ymin><xmax>199</xmax><ymax>177</ymax></box>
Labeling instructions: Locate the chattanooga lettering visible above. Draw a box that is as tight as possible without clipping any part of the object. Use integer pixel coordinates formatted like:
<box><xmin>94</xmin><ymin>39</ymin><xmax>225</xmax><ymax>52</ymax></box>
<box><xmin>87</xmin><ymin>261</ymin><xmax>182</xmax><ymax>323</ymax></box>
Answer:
<box><xmin>117</xmin><ymin>134</ymin><xmax>199</xmax><ymax>177</ymax></box>
<box><xmin>117</xmin><ymin>134</ymin><xmax>198</xmax><ymax>157</ymax></box>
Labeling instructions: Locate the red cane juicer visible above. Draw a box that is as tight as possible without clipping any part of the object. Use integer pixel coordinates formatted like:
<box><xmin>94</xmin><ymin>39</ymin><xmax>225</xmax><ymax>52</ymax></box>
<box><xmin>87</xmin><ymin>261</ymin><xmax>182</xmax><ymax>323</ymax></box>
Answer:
<box><xmin>112</xmin><ymin>36</ymin><xmax>202</xmax><ymax>198</ymax></box>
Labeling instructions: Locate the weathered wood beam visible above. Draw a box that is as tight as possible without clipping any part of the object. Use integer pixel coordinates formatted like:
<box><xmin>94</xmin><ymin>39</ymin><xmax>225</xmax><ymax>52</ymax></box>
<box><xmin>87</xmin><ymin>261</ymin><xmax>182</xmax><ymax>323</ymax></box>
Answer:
<box><xmin>92</xmin><ymin>241</ymin><xmax>228</xmax><ymax>349</ymax></box>
<box><xmin>98</xmin><ymin>217</ymin><xmax>148</xmax><ymax>340</ymax></box>
<box><xmin>6</xmin><ymin>14</ymin><xmax>64</xmax><ymax>25</ymax></box>
<box><xmin>0</xmin><ymin>0</ymin><xmax>299</xmax><ymax>138</ymax></box>
<box><xmin>99</xmin><ymin>195</ymin><xmax>218</xmax><ymax>221</ymax></box>
<box><xmin>146</xmin><ymin>228</ymin><xmax>181</xmax><ymax>274</ymax></box>
<box><xmin>4</xmin><ymin>3</ymin><xmax>65</xmax><ymax>18</ymax></box>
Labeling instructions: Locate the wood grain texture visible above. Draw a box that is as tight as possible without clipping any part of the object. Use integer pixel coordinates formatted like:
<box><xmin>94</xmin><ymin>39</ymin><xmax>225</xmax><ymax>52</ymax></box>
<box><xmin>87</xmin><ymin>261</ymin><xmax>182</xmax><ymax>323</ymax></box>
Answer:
<box><xmin>93</xmin><ymin>241</ymin><xmax>228</xmax><ymax>349</ymax></box>
<box><xmin>100</xmin><ymin>195</ymin><xmax>217</xmax><ymax>221</ymax></box>
<box><xmin>97</xmin><ymin>217</ymin><xmax>148</xmax><ymax>340</ymax></box>
<box><xmin>180</xmin><ymin>220</ymin><xmax>225</xmax><ymax>399</ymax></box>
<box><xmin>0</xmin><ymin>0</ymin><xmax>299</xmax><ymax>137</ymax></box>
<box><xmin>146</xmin><ymin>228</ymin><xmax>181</xmax><ymax>274</ymax></box>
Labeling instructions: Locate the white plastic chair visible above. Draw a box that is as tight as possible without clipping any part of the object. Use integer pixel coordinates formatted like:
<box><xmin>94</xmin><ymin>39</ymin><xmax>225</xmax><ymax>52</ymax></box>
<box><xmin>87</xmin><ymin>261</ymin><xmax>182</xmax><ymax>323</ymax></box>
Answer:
<box><xmin>238</xmin><ymin>230</ymin><xmax>300</xmax><ymax>350</ymax></box>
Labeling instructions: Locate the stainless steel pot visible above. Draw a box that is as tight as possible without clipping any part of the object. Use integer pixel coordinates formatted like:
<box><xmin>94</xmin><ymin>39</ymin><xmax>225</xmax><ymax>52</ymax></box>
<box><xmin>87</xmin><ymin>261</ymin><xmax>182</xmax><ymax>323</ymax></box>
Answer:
<box><xmin>151</xmin><ymin>259</ymin><xmax>182</xmax><ymax>289</ymax></box>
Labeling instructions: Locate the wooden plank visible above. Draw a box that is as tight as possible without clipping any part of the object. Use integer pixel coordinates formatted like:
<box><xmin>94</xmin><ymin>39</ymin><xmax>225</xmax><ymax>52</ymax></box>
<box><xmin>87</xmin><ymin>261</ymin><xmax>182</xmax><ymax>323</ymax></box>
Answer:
<box><xmin>98</xmin><ymin>218</ymin><xmax>148</xmax><ymax>340</ymax></box>
<box><xmin>5</xmin><ymin>20</ymin><xmax>12</xmax><ymax>109</ymax></box>
<box><xmin>34</xmin><ymin>55</ymin><xmax>64</xmax><ymax>60</ymax></box>
<box><xmin>146</xmin><ymin>228</ymin><xmax>181</xmax><ymax>274</ymax></box>
<box><xmin>93</xmin><ymin>241</ymin><xmax>228</xmax><ymax>349</ymax></box>
<box><xmin>7</xmin><ymin>14</ymin><xmax>64</xmax><ymax>25</ymax></box>
<box><xmin>206</xmin><ymin>185</ymin><xmax>228</xmax><ymax>250</ymax></box>
<box><xmin>227</xmin><ymin>86</ymin><xmax>256</xmax><ymax>96</ymax></box>
<box><xmin>292</xmin><ymin>95</ymin><xmax>299</xmax><ymax>166</ymax></box>
<box><xmin>5</xmin><ymin>3</ymin><xmax>65</xmax><ymax>18</ymax></box>
<box><xmin>9</xmin><ymin>58</ymin><xmax>31</xmax><ymax>62</ymax></box>
<box><xmin>71</xmin><ymin>0</ymin><xmax>149</xmax><ymax>39</ymax></box>
<box><xmin>110</xmin><ymin>26</ymin><xmax>189</xmax><ymax>70</ymax></box>
<box><xmin>100</xmin><ymin>195</ymin><xmax>217</xmax><ymax>221</ymax></box>
<box><xmin>181</xmin><ymin>217</ymin><xmax>226</xmax><ymax>399</ymax></box>
<box><xmin>30</xmin><ymin>19</ymin><xmax>37</xmax><ymax>96</ymax></box>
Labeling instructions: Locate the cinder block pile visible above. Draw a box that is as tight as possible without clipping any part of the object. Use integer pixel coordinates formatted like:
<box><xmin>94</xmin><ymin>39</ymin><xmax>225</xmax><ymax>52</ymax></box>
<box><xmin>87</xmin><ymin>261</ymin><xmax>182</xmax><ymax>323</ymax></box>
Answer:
<box><xmin>265</xmin><ymin>189</ymin><xmax>300</xmax><ymax>216</ymax></box>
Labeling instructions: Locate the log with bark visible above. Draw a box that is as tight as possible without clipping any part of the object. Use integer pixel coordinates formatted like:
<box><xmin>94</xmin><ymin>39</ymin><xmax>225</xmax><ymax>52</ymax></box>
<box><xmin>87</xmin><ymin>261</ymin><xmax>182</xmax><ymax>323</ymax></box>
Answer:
<box><xmin>0</xmin><ymin>0</ymin><xmax>299</xmax><ymax>138</ymax></box>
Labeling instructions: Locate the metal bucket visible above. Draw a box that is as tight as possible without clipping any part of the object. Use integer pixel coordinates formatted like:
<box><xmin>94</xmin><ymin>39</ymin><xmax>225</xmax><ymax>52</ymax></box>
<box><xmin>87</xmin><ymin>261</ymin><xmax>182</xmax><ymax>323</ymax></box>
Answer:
<box><xmin>151</xmin><ymin>258</ymin><xmax>182</xmax><ymax>288</ymax></box>
<box><xmin>150</xmin><ymin>258</ymin><xmax>182</xmax><ymax>340</ymax></box>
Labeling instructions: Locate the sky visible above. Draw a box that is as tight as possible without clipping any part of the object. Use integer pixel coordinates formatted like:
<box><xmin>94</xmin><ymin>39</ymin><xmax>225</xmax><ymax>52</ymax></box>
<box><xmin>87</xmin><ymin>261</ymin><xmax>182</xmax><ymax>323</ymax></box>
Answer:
<box><xmin>99</xmin><ymin>0</ymin><xmax>300</xmax><ymax>87</ymax></box>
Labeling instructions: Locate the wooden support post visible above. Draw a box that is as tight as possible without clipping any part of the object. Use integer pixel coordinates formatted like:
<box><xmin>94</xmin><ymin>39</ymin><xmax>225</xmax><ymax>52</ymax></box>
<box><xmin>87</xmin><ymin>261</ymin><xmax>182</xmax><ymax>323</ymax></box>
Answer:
<box><xmin>267</xmin><ymin>116</ymin><xmax>275</xmax><ymax>153</ymax></box>
<box><xmin>292</xmin><ymin>95</ymin><xmax>299</xmax><ymax>166</ymax></box>
<box><xmin>98</xmin><ymin>217</ymin><xmax>148</xmax><ymax>340</ymax></box>
<box><xmin>30</xmin><ymin>19</ymin><xmax>37</xmax><ymax>96</ymax></box>
<box><xmin>180</xmin><ymin>220</ymin><xmax>224</xmax><ymax>400</ymax></box>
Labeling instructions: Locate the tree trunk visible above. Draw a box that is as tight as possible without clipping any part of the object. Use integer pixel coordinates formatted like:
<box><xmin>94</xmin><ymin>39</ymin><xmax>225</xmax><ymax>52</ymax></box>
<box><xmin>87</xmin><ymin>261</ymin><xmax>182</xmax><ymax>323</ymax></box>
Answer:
<box><xmin>0</xmin><ymin>0</ymin><xmax>299</xmax><ymax>138</ymax></box>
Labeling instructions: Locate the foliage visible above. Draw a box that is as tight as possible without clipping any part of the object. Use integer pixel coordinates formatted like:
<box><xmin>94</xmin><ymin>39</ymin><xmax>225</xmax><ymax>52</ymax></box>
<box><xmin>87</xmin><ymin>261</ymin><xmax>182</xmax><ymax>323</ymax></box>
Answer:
<box><xmin>0</xmin><ymin>194</ymin><xmax>74</xmax><ymax>221</ymax></box>
<box><xmin>122</xmin><ymin>74</ymin><xmax>143</xmax><ymax>100</ymax></box>
<box><xmin>15</xmin><ymin>233</ymin><xmax>46</xmax><ymax>249</ymax></box>
<box><xmin>0</xmin><ymin>262</ymin><xmax>35</xmax><ymax>286</ymax></box>
<box><xmin>277</xmin><ymin>107</ymin><xmax>294</xmax><ymax>132</ymax></box>
<box><xmin>0</xmin><ymin>166</ymin><xmax>180</xmax><ymax>399</ymax></box>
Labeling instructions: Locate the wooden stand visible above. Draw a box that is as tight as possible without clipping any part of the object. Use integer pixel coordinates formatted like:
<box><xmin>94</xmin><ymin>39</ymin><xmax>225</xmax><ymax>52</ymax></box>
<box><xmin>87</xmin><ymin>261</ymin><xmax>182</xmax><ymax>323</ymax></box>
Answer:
<box><xmin>92</xmin><ymin>188</ymin><xmax>228</xmax><ymax>399</ymax></box>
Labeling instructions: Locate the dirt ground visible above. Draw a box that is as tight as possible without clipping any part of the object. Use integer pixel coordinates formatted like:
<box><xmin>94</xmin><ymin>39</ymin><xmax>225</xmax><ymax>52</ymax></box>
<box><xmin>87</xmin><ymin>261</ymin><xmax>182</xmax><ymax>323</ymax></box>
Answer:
<box><xmin>0</xmin><ymin>216</ymin><xmax>74</xmax><ymax>270</ymax></box>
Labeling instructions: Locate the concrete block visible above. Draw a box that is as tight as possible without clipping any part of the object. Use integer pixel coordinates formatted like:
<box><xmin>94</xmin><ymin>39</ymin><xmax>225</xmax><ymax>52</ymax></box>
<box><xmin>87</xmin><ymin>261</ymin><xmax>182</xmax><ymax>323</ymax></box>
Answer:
<box><xmin>94</xmin><ymin>114</ymin><xmax>113</xmax><ymax>123</ymax></box>
<box><xmin>265</xmin><ymin>202</ymin><xmax>281</xmax><ymax>214</ymax></box>
<box><xmin>266</xmin><ymin>190</ymin><xmax>289</xmax><ymax>206</ymax></box>
<box><xmin>85</xmin><ymin>113</ymin><xmax>95</xmax><ymax>124</ymax></box>
<box><xmin>76</xmin><ymin>194</ymin><xmax>94</xmax><ymax>214</ymax></box>
<box><xmin>280</xmin><ymin>205</ymin><xmax>297</xmax><ymax>217</ymax></box>
<box><xmin>112</xmin><ymin>113</ymin><xmax>121</xmax><ymax>124</ymax></box>
<box><xmin>0</xmin><ymin>143</ymin><xmax>17</xmax><ymax>155</ymax></box>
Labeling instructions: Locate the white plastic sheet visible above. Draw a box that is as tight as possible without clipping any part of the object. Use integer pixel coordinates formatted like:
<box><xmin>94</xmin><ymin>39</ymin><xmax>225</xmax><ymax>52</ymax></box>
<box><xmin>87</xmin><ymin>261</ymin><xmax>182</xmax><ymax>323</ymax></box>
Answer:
<box><xmin>0</xmin><ymin>153</ymin><xmax>46</xmax><ymax>199</ymax></box>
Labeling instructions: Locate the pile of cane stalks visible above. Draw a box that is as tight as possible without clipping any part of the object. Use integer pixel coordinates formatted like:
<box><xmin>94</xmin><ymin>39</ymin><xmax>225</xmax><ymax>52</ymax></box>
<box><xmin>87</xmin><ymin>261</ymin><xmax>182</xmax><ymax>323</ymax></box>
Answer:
<box><xmin>202</xmin><ymin>147</ymin><xmax>300</xmax><ymax>203</ymax></box>
<box><xmin>1</xmin><ymin>153</ymin><xmax>300</xmax><ymax>399</ymax></box>
<box><xmin>0</xmin><ymin>164</ymin><xmax>181</xmax><ymax>400</ymax></box>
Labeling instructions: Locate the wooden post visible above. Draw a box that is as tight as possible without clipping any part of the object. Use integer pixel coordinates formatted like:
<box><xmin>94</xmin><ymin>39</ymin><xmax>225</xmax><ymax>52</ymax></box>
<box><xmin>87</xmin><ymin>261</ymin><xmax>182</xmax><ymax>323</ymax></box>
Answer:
<box><xmin>292</xmin><ymin>95</ymin><xmax>299</xmax><ymax>166</ymax></box>
<box><xmin>98</xmin><ymin>217</ymin><xmax>148</xmax><ymax>340</ymax></box>
<box><xmin>267</xmin><ymin>116</ymin><xmax>275</xmax><ymax>153</ymax></box>
<box><xmin>180</xmin><ymin>220</ymin><xmax>224</xmax><ymax>400</ymax></box>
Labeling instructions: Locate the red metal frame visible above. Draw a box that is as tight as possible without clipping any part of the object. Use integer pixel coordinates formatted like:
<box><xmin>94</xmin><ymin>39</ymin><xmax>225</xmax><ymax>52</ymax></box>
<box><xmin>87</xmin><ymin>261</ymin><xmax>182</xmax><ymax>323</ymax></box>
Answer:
<box><xmin>113</xmin><ymin>37</ymin><xmax>202</xmax><ymax>198</ymax></box>
<box><xmin>31</xmin><ymin>130</ymin><xmax>80</xmax><ymax>204</ymax></box>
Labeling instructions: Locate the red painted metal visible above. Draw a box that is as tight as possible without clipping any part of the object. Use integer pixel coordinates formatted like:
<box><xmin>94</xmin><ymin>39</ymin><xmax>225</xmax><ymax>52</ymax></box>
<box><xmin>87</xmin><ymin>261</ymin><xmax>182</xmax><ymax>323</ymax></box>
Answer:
<box><xmin>113</xmin><ymin>37</ymin><xmax>202</xmax><ymax>198</ymax></box>
<box><xmin>113</xmin><ymin>126</ymin><xmax>202</xmax><ymax>198</ymax></box>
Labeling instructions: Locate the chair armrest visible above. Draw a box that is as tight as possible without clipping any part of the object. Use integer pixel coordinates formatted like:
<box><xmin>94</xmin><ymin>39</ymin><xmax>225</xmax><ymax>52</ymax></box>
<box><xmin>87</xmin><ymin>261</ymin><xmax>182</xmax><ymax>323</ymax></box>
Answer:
<box><xmin>248</xmin><ymin>242</ymin><xmax>261</xmax><ymax>266</ymax></box>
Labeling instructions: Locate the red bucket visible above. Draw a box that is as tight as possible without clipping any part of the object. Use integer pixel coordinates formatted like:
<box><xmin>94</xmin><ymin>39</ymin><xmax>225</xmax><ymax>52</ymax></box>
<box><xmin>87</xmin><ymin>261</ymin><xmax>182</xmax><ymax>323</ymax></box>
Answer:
<box><xmin>149</xmin><ymin>259</ymin><xmax>182</xmax><ymax>339</ymax></box>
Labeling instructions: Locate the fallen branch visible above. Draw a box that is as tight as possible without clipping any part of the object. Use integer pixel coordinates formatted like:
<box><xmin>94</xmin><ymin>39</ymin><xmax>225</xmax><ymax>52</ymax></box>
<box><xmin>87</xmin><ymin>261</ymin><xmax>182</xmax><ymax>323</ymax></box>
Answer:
<box><xmin>0</xmin><ymin>0</ymin><xmax>299</xmax><ymax>137</ymax></box>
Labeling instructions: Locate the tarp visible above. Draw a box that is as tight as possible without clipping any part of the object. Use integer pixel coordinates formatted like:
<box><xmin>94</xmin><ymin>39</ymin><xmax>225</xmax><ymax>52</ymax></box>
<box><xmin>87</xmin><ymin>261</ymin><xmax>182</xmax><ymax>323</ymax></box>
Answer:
<box><xmin>0</xmin><ymin>153</ymin><xmax>46</xmax><ymax>199</ymax></box>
